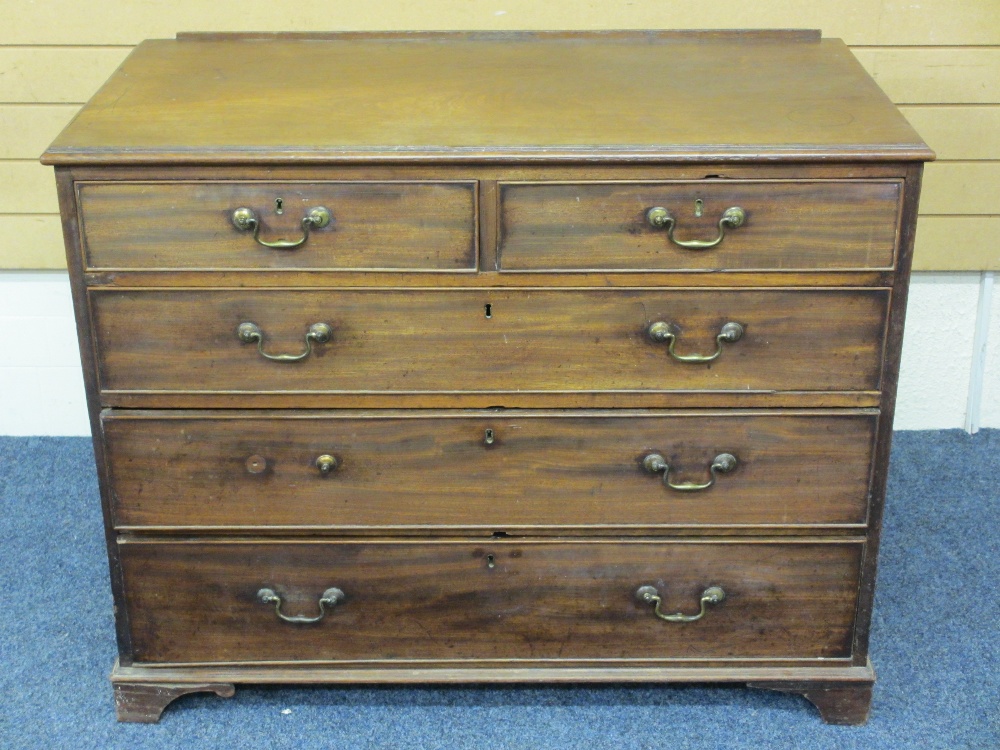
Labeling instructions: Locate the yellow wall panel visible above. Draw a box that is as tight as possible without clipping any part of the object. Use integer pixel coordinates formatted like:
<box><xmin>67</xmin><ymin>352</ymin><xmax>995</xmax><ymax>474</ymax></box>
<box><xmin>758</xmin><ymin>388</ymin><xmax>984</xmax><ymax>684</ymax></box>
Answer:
<box><xmin>0</xmin><ymin>216</ymin><xmax>65</xmax><ymax>268</ymax></box>
<box><xmin>913</xmin><ymin>216</ymin><xmax>1000</xmax><ymax>270</ymax></box>
<box><xmin>4</xmin><ymin>0</ymin><xmax>997</xmax><ymax>46</ymax></box>
<box><xmin>0</xmin><ymin>162</ymin><xmax>60</xmax><ymax>214</ymax></box>
<box><xmin>853</xmin><ymin>48</ymin><xmax>1000</xmax><ymax>105</ymax></box>
<box><xmin>0</xmin><ymin>106</ymin><xmax>80</xmax><ymax>159</ymax></box>
<box><xmin>0</xmin><ymin>48</ymin><xmax>130</xmax><ymax>103</ymax></box>
<box><xmin>899</xmin><ymin>106</ymin><xmax>1000</xmax><ymax>161</ymax></box>
<box><xmin>876</xmin><ymin>0</ymin><xmax>1000</xmax><ymax>46</ymax></box>
<box><xmin>0</xmin><ymin>2</ymin><xmax>880</xmax><ymax>46</ymax></box>
<box><xmin>920</xmin><ymin>163</ymin><xmax>1000</xmax><ymax>216</ymax></box>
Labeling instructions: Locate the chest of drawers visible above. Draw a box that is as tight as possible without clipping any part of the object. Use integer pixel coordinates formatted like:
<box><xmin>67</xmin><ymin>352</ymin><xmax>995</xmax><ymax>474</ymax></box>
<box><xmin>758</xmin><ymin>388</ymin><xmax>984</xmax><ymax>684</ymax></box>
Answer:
<box><xmin>42</xmin><ymin>30</ymin><xmax>933</xmax><ymax>725</ymax></box>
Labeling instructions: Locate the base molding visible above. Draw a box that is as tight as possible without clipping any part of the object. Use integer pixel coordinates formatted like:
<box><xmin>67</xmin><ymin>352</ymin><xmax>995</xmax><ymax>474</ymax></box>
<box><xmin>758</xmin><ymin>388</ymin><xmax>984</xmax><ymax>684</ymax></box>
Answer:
<box><xmin>111</xmin><ymin>659</ymin><xmax>875</xmax><ymax>724</ymax></box>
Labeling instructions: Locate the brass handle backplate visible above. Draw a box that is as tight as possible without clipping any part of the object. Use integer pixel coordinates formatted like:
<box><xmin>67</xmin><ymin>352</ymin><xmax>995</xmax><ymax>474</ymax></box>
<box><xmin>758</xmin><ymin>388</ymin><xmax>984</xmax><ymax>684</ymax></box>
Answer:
<box><xmin>646</xmin><ymin>205</ymin><xmax>746</xmax><ymax>249</ymax></box>
<box><xmin>635</xmin><ymin>585</ymin><xmax>726</xmax><ymax>622</ymax></box>
<box><xmin>648</xmin><ymin>321</ymin><xmax>743</xmax><ymax>363</ymax></box>
<box><xmin>257</xmin><ymin>587</ymin><xmax>345</xmax><ymax>624</ymax></box>
<box><xmin>238</xmin><ymin>321</ymin><xmax>332</xmax><ymax>362</ymax></box>
<box><xmin>232</xmin><ymin>206</ymin><xmax>331</xmax><ymax>249</ymax></box>
<box><xmin>642</xmin><ymin>452</ymin><xmax>737</xmax><ymax>491</ymax></box>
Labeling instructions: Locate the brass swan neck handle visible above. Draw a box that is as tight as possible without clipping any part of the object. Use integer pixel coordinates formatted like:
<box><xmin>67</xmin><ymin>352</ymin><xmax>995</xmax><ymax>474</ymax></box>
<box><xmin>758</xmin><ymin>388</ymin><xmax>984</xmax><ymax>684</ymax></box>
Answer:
<box><xmin>257</xmin><ymin>587</ymin><xmax>345</xmax><ymax>624</ymax></box>
<box><xmin>238</xmin><ymin>322</ymin><xmax>332</xmax><ymax>362</ymax></box>
<box><xmin>646</xmin><ymin>205</ymin><xmax>746</xmax><ymax>249</ymax></box>
<box><xmin>232</xmin><ymin>206</ymin><xmax>331</xmax><ymax>249</ymax></box>
<box><xmin>635</xmin><ymin>585</ymin><xmax>726</xmax><ymax>622</ymax></box>
<box><xmin>642</xmin><ymin>452</ymin><xmax>738</xmax><ymax>492</ymax></box>
<box><xmin>647</xmin><ymin>321</ymin><xmax>744</xmax><ymax>363</ymax></box>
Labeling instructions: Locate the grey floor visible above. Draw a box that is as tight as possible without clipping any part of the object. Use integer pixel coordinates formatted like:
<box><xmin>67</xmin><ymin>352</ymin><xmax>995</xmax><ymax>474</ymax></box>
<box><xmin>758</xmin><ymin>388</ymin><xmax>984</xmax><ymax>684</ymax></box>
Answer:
<box><xmin>1</xmin><ymin>431</ymin><xmax>997</xmax><ymax>749</ymax></box>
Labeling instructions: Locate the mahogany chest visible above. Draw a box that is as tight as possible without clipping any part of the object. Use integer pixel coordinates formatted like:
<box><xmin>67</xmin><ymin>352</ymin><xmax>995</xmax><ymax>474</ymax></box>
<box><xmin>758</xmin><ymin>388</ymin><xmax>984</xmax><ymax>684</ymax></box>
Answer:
<box><xmin>41</xmin><ymin>30</ymin><xmax>933</xmax><ymax>724</ymax></box>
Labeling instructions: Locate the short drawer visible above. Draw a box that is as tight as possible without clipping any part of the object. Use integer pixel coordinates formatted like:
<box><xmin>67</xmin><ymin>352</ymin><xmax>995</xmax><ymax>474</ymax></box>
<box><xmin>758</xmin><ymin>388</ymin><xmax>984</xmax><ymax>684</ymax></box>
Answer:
<box><xmin>498</xmin><ymin>180</ymin><xmax>901</xmax><ymax>271</ymax></box>
<box><xmin>104</xmin><ymin>410</ymin><xmax>877</xmax><ymax>529</ymax></box>
<box><xmin>77</xmin><ymin>181</ymin><xmax>478</xmax><ymax>271</ymax></box>
<box><xmin>118</xmin><ymin>539</ymin><xmax>863</xmax><ymax>663</ymax></box>
<box><xmin>89</xmin><ymin>288</ymin><xmax>889</xmax><ymax>398</ymax></box>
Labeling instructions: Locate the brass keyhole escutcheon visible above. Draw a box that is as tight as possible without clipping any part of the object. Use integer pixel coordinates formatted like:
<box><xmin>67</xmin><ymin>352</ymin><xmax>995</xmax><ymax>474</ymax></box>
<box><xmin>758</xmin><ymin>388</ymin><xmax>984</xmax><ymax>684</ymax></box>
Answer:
<box><xmin>275</xmin><ymin>197</ymin><xmax>284</xmax><ymax>214</ymax></box>
<box><xmin>484</xmin><ymin>428</ymin><xmax>496</xmax><ymax>445</ymax></box>
<box><xmin>486</xmin><ymin>554</ymin><xmax>496</xmax><ymax>569</ymax></box>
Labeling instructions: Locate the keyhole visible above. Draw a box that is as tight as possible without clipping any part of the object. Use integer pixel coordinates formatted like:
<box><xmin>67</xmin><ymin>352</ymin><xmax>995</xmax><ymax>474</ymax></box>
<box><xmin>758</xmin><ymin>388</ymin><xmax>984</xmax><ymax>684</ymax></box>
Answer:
<box><xmin>486</xmin><ymin>554</ymin><xmax>496</xmax><ymax>569</ymax></box>
<box><xmin>275</xmin><ymin>198</ymin><xmax>284</xmax><ymax>214</ymax></box>
<box><xmin>484</xmin><ymin>428</ymin><xmax>495</xmax><ymax>445</ymax></box>
<box><xmin>484</xmin><ymin>303</ymin><xmax>492</xmax><ymax>319</ymax></box>
<box><xmin>694</xmin><ymin>199</ymin><xmax>704</xmax><ymax>218</ymax></box>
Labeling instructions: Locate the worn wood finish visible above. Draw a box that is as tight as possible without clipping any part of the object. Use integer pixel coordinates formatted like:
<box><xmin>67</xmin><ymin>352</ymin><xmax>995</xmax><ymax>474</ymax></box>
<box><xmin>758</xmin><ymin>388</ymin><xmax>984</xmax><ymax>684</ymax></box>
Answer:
<box><xmin>98</xmin><ymin>390</ymin><xmax>884</xmax><ymax>411</ymax></box>
<box><xmin>117</xmin><ymin>539</ymin><xmax>863</xmax><ymax>664</ymax></box>
<box><xmin>41</xmin><ymin>36</ymin><xmax>931</xmax><ymax>165</ymax></box>
<box><xmin>113</xmin><ymin>682</ymin><xmax>235</xmax><ymax>723</ymax></box>
<box><xmin>748</xmin><ymin>680</ymin><xmax>875</xmax><ymax>725</ymax></box>
<box><xmin>54</xmin><ymin>167</ymin><xmax>136</xmax><ymax>660</ymax></box>
<box><xmin>65</xmin><ymin>162</ymin><xmax>916</xmax><ymax>183</ymax></box>
<box><xmin>77</xmin><ymin>180</ymin><xmax>478</xmax><ymax>271</ymax></box>
<box><xmin>44</xmin><ymin>32</ymin><xmax>932</xmax><ymax>724</ymax></box>
<box><xmin>851</xmin><ymin>162</ymin><xmax>924</xmax><ymax>665</ymax></box>
<box><xmin>103</xmin><ymin>410</ymin><xmax>877</xmax><ymax>530</ymax></box>
<box><xmin>499</xmin><ymin>180</ymin><xmax>901</xmax><ymax>271</ymax></box>
<box><xmin>112</xmin><ymin>659</ymin><xmax>877</xmax><ymax>681</ymax></box>
<box><xmin>89</xmin><ymin>288</ymin><xmax>889</xmax><ymax>398</ymax></box>
<box><xmin>81</xmin><ymin>270</ymin><xmax>894</xmax><ymax>289</ymax></box>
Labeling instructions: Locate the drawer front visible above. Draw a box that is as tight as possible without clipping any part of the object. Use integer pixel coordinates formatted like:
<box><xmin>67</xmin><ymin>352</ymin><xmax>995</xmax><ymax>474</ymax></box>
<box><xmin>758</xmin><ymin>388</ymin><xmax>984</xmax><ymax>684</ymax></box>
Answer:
<box><xmin>498</xmin><ymin>181</ymin><xmax>901</xmax><ymax>271</ymax></box>
<box><xmin>77</xmin><ymin>181</ymin><xmax>477</xmax><ymax>271</ymax></box>
<box><xmin>104</xmin><ymin>411</ymin><xmax>876</xmax><ymax>529</ymax></box>
<box><xmin>119</xmin><ymin>540</ymin><xmax>862</xmax><ymax>663</ymax></box>
<box><xmin>90</xmin><ymin>288</ymin><xmax>888</xmax><ymax>396</ymax></box>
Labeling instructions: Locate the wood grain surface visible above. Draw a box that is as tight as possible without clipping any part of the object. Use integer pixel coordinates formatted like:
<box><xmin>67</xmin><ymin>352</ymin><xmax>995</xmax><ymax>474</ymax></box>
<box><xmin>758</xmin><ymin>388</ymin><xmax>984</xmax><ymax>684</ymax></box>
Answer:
<box><xmin>36</xmin><ymin>31</ymin><xmax>934</xmax><ymax>722</ymax></box>
<box><xmin>103</xmin><ymin>410</ymin><xmax>877</xmax><ymax>529</ymax></box>
<box><xmin>41</xmin><ymin>36</ymin><xmax>930</xmax><ymax>164</ymax></box>
<box><xmin>88</xmin><ymin>288</ymin><xmax>890</xmax><ymax>398</ymax></box>
<box><xmin>118</xmin><ymin>539</ymin><xmax>863</xmax><ymax>663</ymax></box>
<box><xmin>77</xmin><ymin>180</ymin><xmax>477</xmax><ymax>271</ymax></box>
<box><xmin>499</xmin><ymin>180</ymin><xmax>901</xmax><ymax>271</ymax></box>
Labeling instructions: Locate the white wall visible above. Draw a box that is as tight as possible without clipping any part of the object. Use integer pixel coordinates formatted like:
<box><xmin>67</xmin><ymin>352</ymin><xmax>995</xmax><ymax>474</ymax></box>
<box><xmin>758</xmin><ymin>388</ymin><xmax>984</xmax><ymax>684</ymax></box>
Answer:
<box><xmin>0</xmin><ymin>272</ymin><xmax>89</xmax><ymax>435</ymax></box>
<box><xmin>0</xmin><ymin>271</ymin><xmax>996</xmax><ymax>435</ymax></box>
<box><xmin>893</xmin><ymin>272</ymin><xmax>986</xmax><ymax>429</ymax></box>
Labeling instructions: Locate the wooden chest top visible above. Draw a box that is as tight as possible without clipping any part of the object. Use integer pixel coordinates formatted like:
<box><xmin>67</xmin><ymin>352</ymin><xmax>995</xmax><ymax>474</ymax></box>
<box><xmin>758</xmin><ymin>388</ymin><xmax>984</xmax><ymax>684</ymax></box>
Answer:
<box><xmin>41</xmin><ymin>30</ymin><xmax>932</xmax><ymax>165</ymax></box>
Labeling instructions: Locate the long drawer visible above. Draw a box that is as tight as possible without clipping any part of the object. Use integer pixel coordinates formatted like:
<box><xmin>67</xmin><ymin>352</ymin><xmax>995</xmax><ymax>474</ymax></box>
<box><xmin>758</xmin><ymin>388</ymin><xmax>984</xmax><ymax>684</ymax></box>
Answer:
<box><xmin>89</xmin><ymin>288</ymin><xmax>889</xmax><ymax>396</ymax></box>
<box><xmin>77</xmin><ymin>181</ymin><xmax>478</xmax><ymax>271</ymax></box>
<box><xmin>498</xmin><ymin>180</ymin><xmax>902</xmax><ymax>271</ymax></box>
<box><xmin>118</xmin><ymin>539</ymin><xmax>863</xmax><ymax>663</ymax></box>
<box><xmin>103</xmin><ymin>410</ymin><xmax>877</xmax><ymax>529</ymax></box>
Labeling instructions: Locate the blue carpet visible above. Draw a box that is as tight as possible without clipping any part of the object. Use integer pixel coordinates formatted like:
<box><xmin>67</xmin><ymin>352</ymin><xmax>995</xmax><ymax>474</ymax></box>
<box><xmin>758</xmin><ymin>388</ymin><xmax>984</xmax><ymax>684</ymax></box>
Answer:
<box><xmin>1</xmin><ymin>431</ymin><xmax>997</xmax><ymax>749</ymax></box>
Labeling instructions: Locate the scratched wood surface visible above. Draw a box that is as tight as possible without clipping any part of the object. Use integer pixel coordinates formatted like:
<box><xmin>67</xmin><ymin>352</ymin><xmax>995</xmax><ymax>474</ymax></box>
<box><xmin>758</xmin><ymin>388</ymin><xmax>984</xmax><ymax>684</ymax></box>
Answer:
<box><xmin>41</xmin><ymin>35</ymin><xmax>928</xmax><ymax>164</ymax></box>
<box><xmin>118</xmin><ymin>539</ymin><xmax>863</xmax><ymax>663</ymax></box>
<box><xmin>77</xmin><ymin>180</ymin><xmax>478</xmax><ymax>271</ymax></box>
<box><xmin>498</xmin><ymin>180</ymin><xmax>902</xmax><ymax>271</ymax></box>
<box><xmin>88</xmin><ymin>287</ymin><xmax>890</xmax><ymax>398</ymax></box>
<box><xmin>102</xmin><ymin>410</ymin><xmax>877</xmax><ymax>529</ymax></box>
